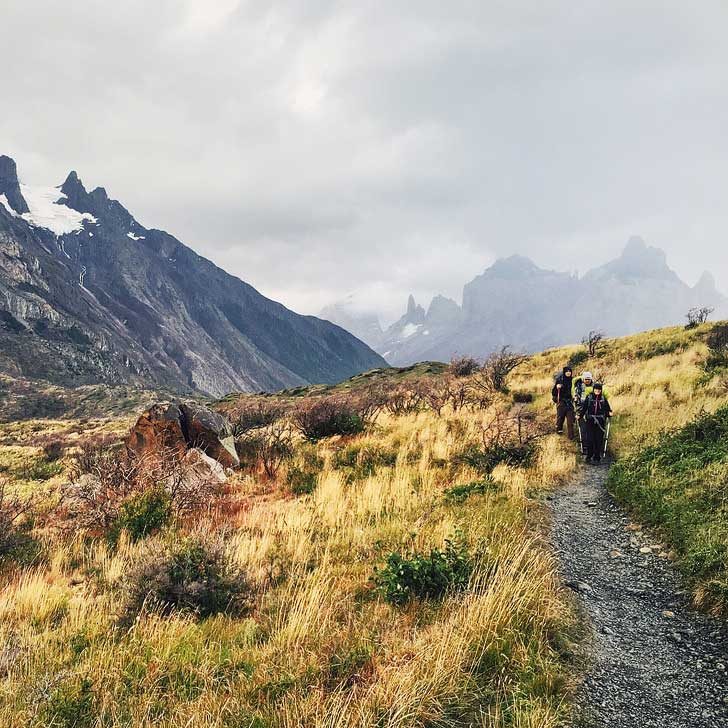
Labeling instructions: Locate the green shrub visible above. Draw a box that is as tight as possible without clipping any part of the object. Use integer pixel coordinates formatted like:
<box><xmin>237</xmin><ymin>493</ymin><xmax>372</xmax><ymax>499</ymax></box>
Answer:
<box><xmin>455</xmin><ymin>442</ymin><xmax>535</xmax><ymax>475</ymax></box>
<box><xmin>567</xmin><ymin>350</ymin><xmax>589</xmax><ymax>368</ymax></box>
<box><xmin>373</xmin><ymin>536</ymin><xmax>472</xmax><ymax>606</ymax></box>
<box><xmin>292</xmin><ymin>397</ymin><xmax>365</xmax><ymax>441</ymax></box>
<box><xmin>326</xmin><ymin>644</ymin><xmax>373</xmax><ymax>688</ymax></box>
<box><xmin>332</xmin><ymin>443</ymin><xmax>397</xmax><ymax>476</ymax></box>
<box><xmin>285</xmin><ymin>465</ymin><xmax>318</xmax><ymax>495</ymax></box>
<box><xmin>634</xmin><ymin>339</ymin><xmax>685</xmax><ymax>360</ymax></box>
<box><xmin>40</xmin><ymin>676</ymin><xmax>95</xmax><ymax>728</ymax></box>
<box><xmin>108</xmin><ymin>487</ymin><xmax>172</xmax><ymax>545</ymax></box>
<box><xmin>703</xmin><ymin>324</ymin><xmax>728</xmax><ymax>372</ymax></box>
<box><xmin>120</xmin><ymin>538</ymin><xmax>251</xmax><ymax>623</ymax></box>
<box><xmin>444</xmin><ymin>478</ymin><xmax>499</xmax><ymax>503</ymax></box>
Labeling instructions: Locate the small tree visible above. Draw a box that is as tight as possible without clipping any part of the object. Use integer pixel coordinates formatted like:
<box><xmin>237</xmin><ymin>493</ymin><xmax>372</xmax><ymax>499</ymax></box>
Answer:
<box><xmin>382</xmin><ymin>385</ymin><xmax>425</xmax><ymax>416</ymax></box>
<box><xmin>231</xmin><ymin>398</ymin><xmax>287</xmax><ymax>435</ymax></box>
<box><xmin>472</xmin><ymin>346</ymin><xmax>527</xmax><ymax>395</ymax></box>
<box><xmin>448</xmin><ymin>356</ymin><xmax>480</xmax><ymax>377</ymax></box>
<box><xmin>581</xmin><ymin>330</ymin><xmax>605</xmax><ymax>357</ymax></box>
<box><xmin>292</xmin><ymin>396</ymin><xmax>365</xmax><ymax>440</ymax></box>
<box><xmin>685</xmin><ymin>306</ymin><xmax>714</xmax><ymax>329</ymax></box>
<box><xmin>235</xmin><ymin>420</ymin><xmax>294</xmax><ymax>478</ymax></box>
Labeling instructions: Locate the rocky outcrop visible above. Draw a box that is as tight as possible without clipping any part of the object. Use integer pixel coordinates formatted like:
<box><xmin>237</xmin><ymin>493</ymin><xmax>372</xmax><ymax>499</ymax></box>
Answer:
<box><xmin>126</xmin><ymin>402</ymin><xmax>239</xmax><ymax>468</ymax></box>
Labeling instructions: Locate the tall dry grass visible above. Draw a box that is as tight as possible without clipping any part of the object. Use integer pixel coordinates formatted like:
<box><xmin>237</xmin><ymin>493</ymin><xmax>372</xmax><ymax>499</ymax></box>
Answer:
<box><xmin>0</xmin><ymin>398</ymin><xmax>576</xmax><ymax>727</ymax></box>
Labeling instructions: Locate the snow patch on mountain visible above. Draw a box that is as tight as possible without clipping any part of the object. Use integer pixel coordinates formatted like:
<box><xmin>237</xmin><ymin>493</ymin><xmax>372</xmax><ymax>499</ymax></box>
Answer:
<box><xmin>127</xmin><ymin>232</ymin><xmax>145</xmax><ymax>241</ymax></box>
<box><xmin>401</xmin><ymin>323</ymin><xmax>420</xmax><ymax>338</ymax></box>
<box><xmin>19</xmin><ymin>184</ymin><xmax>97</xmax><ymax>235</ymax></box>
<box><xmin>0</xmin><ymin>194</ymin><xmax>20</xmax><ymax>217</ymax></box>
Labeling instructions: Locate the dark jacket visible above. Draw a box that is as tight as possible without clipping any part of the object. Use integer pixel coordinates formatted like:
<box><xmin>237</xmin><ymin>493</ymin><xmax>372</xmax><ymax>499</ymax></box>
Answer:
<box><xmin>580</xmin><ymin>392</ymin><xmax>612</xmax><ymax>422</ymax></box>
<box><xmin>552</xmin><ymin>369</ymin><xmax>574</xmax><ymax>403</ymax></box>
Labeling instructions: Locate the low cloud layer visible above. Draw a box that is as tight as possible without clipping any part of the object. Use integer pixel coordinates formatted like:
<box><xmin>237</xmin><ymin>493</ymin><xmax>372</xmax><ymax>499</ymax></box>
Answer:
<box><xmin>3</xmin><ymin>1</ymin><xmax>727</xmax><ymax>323</ymax></box>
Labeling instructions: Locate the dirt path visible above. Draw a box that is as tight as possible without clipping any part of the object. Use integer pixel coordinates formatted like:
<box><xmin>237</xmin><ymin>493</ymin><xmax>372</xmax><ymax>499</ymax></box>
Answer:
<box><xmin>550</xmin><ymin>462</ymin><xmax>728</xmax><ymax>727</ymax></box>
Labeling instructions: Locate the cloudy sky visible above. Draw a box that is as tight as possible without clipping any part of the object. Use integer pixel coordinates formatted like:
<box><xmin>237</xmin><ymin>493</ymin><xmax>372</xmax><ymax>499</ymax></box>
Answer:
<box><xmin>2</xmin><ymin>1</ymin><xmax>727</xmax><ymax>323</ymax></box>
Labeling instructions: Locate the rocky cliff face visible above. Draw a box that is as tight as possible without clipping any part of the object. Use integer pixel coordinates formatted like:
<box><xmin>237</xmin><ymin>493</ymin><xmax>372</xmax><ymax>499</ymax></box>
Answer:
<box><xmin>0</xmin><ymin>155</ymin><xmax>386</xmax><ymax>395</ymax></box>
<box><xmin>368</xmin><ymin>238</ymin><xmax>728</xmax><ymax>365</ymax></box>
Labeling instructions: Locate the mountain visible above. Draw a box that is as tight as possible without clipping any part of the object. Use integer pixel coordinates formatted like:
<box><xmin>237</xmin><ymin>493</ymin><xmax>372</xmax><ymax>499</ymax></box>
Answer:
<box><xmin>366</xmin><ymin>238</ymin><xmax>728</xmax><ymax>365</ymax></box>
<box><xmin>0</xmin><ymin>155</ymin><xmax>386</xmax><ymax>395</ymax></box>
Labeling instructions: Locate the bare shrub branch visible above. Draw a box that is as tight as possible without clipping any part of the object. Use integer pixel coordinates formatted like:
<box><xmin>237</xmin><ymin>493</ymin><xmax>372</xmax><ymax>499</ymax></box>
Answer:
<box><xmin>581</xmin><ymin>330</ymin><xmax>605</xmax><ymax>357</ymax></box>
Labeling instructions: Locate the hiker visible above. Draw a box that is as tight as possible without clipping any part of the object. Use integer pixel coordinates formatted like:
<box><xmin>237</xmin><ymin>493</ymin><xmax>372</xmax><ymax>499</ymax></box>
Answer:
<box><xmin>573</xmin><ymin>370</ymin><xmax>593</xmax><ymax>407</ymax></box>
<box><xmin>580</xmin><ymin>382</ymin><xmax>612</xmax><ymax>463</ymax></box>
<box><xmin>551</xmin><ymin>365</ymin><xmax>575</xmax><ymax>439</ymax></box>
<box><xmin>574</xmin><ymin>370</ymin><xmax>594</xmax><ymax>451</ymax></box>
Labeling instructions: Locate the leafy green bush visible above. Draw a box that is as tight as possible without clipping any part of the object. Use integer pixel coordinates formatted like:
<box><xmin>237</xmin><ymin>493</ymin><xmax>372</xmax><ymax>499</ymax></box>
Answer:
<box><xmin>373</xmin><ymin>537</ymin><xmax>472</xmax><ymax>606</ymax></box>
<box><xmin>444</xmin><ymin>478</ymin><xmax>499</xmax><ymax>503</ymax></box>
<box><xmin>108</xmin><ymin>487</ymin><xmax>172</xmax><ymax>545</ymax></box>
<box><xmin>608</xmin><ymin>406</ymin><xmax>728</xmax><ymax>612</ymax></box>
<box><xmin>121</xmin><ymin>538</ymin><xmax>251</xmax><ymax>623</ymax></box>
<box><xmin>455</xmin><ymin>442</ymin><xmax>535</xmax><ymax>475</ymax></box>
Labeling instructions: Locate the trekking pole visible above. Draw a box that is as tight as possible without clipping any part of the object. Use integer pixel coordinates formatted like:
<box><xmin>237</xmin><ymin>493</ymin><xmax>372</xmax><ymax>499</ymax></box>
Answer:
<box><xmin>603</xmin><ymin>418</ymin><xmax>611</xmax><ymax>459</ymax></box>
<box><xmin>577</xmin><ymin>415</ymin><xmax>583</xmax><ymax>454</ymax></box>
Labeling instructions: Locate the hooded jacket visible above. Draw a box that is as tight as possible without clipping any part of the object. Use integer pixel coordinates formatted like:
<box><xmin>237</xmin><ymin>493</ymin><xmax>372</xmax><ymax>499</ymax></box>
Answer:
<box><xmin>552</xmin><ymin>368</ymin><xmax>574</xmax><ymax>403</ymax></box>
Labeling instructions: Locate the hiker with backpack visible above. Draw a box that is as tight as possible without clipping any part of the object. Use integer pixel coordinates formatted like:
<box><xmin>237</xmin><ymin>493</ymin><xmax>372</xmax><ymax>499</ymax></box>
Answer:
<box><xmin>551</xmin><ymin>365</ymin><xmax>575</xmax><ymax>440</ymax></box>
<box><xmin>579</xmin><ymin>382</ymin><xmax>612</xmax><ymax>463</ymax></box>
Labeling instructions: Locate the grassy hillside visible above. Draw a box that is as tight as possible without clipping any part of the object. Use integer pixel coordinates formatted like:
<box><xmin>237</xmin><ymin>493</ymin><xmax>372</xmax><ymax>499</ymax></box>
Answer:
<box><xmin>512</xmin><ymin>321</ymin><xmax>728</xmax><ymax>614</ymax></box>
<box><xmin>0</xmin><ymin>321</ymin><xmax>725</xmax><ymax>725</ymax></box>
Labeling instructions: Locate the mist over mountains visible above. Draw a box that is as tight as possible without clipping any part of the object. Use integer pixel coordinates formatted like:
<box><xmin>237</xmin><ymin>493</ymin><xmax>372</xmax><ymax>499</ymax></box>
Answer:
<box><xmin>321</xmin><ymin>237</ymin><xmax>728</xmax><ymax>366</ymax></box>
<box><xmin>0</xmin><ymin>156</ymin><xmax>385</xmax><ymax>396</ymax></box>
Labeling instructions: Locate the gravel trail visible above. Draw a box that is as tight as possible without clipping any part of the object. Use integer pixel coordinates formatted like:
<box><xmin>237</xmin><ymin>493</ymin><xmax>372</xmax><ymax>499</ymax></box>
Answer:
<box><xmin>550</xmin><ymin>461</ymin><xmax>728</xmax><ymax>727</ymax></box>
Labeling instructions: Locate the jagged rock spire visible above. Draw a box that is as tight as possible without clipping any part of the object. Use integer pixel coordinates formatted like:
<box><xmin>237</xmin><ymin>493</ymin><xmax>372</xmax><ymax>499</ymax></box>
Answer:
<box><xmin>0</xmin><ymin>155</ymin><xmax>29</xmax><ymax>214</ymax></box>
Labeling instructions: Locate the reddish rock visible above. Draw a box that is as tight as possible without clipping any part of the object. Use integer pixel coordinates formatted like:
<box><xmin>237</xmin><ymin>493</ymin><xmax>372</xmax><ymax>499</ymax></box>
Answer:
<box><xmin>125</xmin><ymin>403</ymin><xmax>187</xmax><ymax>459</ymax></box>
<box><xmin>126</xmin><ymin>402</ymin><xmax>239</xmax><ymax>469</ymax></box>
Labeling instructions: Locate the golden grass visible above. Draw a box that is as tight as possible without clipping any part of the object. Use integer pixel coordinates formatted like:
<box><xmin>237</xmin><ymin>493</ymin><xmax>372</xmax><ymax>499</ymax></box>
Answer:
<box><xmin>0</xmin><ymin>400</ymin><xmax>576</xmax><ymax>727</ymax></box>
<box><xmin>6</xmin><ymin>321</ymin><xmax>720</xmax><ymax>726</ymax></box>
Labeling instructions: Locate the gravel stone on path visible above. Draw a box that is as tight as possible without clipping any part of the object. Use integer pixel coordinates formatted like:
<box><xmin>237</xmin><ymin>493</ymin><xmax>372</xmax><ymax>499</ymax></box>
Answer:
<box><xmin>551</xmin><ymin>462</ymin><xmax>728</xmax><ymax>727</ymax></box>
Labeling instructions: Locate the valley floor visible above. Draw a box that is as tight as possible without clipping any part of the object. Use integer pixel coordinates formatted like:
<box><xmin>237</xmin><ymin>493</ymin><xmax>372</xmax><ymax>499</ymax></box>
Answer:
<box><xmin>551</xmin><ymin>463</ymin><xmax>728</xmax><ymax>727</ymax></box>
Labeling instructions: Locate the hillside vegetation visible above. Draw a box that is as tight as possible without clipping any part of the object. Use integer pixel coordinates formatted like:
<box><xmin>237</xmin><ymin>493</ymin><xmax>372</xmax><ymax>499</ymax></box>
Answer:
<box><xmin>0</xmin><ymin>321</ymin><xmax>725</xmax><ymax>725</ymax></box>
<box><xmin>517</xmin><ymin>321</ymin><xmax>728</xmax><ymax>614</ymax></box>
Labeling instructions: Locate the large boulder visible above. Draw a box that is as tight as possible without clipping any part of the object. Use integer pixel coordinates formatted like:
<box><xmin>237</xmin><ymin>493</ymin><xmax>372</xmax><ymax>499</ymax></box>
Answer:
<box><xmin>126</xmin><ymin>402</ymin><xmax>239</xmax><ymax>468</ymax></box>
<box><xmin>125</xmin><ymin>403</ymin><xmax>188</xmax><ymax>459</ymax></box>
<box><xmin>179</xmin><ymin>403</ymin><xmax>239</xmax><ymax>469</ymax></box>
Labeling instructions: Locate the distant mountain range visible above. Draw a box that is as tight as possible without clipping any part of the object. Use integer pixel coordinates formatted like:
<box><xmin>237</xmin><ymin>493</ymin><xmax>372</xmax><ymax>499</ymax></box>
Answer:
<box><xmin>320</xmin><ymin>237</ymin><xmax>728</xmax><ymax>365</ymax></box>
<box><xmin>0</xmin><ymin>155</ymin><xmax>385</xmax><ymax>395</ymax></box>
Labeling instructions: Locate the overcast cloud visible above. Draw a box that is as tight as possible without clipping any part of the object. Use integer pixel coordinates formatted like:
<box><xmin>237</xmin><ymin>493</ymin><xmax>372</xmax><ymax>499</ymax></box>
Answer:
<box><xmin>2</xmin><ymin>1</ymin><xmax>727</xmax><ymax>323</ymax></box>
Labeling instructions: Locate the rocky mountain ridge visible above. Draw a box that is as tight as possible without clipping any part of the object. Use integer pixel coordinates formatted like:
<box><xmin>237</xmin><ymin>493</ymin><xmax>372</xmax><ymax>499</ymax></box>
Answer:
<box><xmin>0</xmin><ymin>155</ymin><xmax>385</xmax><ymax>396</ymax></box>
<box><xmin>322</xmin><ymin>237</ymin><xmax>728</xmax><ymax>365</ymax></box>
